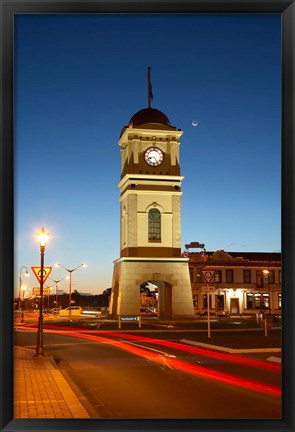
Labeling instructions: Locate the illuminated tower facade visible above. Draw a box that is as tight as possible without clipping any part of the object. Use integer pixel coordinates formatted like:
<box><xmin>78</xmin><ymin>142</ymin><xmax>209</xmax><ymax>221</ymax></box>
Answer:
<box><xmin>109</xmin><ymin>73</ymin><xmax>194</xmax><ymax>318</ymax></box>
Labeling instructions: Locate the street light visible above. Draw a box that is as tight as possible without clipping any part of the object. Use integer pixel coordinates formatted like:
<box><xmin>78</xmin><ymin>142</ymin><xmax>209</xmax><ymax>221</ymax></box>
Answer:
<box><xmin>19</xmin><ymin>266</ymin><xmax>29</xmax><ymax>319</ymax></box>
<box><xmin>34</xmin><ymin>226</ymin><xmax>49</xmax><ymax>357</ymax></box>
<box><xmin>55</xmin><ymin>263</ymin><xmax>87</xmax><ymax>317</ymax></box>
<box><xmin>48</xmin><ymin>275</ymin><xmax>69</xmax><ymax>309</ymax></box>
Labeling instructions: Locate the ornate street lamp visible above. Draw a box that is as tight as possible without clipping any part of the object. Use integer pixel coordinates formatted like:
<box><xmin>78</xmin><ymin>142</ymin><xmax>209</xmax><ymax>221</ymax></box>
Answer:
<box><xmin>34</xmin><ymin>226</ymin><xmax>49</xmax><ymax>357</ymax></box>
<box><xmin>55</xmin><ymin>263</ymin><xmax>87</xmax><ymax>317</ymax></box>
<box><xmin>18</xmin><ymin>266</ymin><xmax>29</xmax><ymax>319</ymax></box>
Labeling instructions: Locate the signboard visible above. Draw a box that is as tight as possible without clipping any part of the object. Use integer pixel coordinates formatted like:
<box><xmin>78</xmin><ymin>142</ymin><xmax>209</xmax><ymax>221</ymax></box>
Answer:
<box><xmin>118</xmin><ymin>315</ymin><xmax>142</xmax><ymax>329</ymax></box>
<box><xmin>31</xmin><ymin>266</ymin><xmax>52</xmax><ymax>284</ymax></box>
<box><xmin>33</xmin><ymin>287</ymin><xmax>51</xmax><ymax>296</ymax></box>
<box><xmin>202</xmin><ymin>286</ymin><xmax>215</xmax><ymax>292</ymax></box>
<box><xmin>201</xmin><ymin>270</ymin><xmax>216</xmax><ymax>285</ymax></box>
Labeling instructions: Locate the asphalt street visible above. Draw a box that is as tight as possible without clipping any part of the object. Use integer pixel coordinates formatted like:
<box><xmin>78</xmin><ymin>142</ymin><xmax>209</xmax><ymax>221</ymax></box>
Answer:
<box><xmin>15</xmin><ymin>328</ymin><xmax>281</xmax><ymax>419</ymax></box>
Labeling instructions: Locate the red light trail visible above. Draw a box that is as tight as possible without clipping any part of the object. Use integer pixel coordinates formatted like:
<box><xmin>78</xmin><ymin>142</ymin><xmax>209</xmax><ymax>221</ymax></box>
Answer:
<box><xmin>41</xmin><ymin>329</ymin><xmax>281</xmax><ymax>398</ymax></box>
<box><xmin>105</xmin><ymin>332</ymin><xmax>281</xmax><ymax>373</ymax></box>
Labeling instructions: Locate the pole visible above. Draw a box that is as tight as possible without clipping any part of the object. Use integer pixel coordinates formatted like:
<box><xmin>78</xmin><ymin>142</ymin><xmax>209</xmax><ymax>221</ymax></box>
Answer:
<box><xmin>56</xmin><ymin>282</ymin><xmax>58</xmax><ymax>308</ymax></box>
<box><xmin>207</xmin><ymin>289</ymin><xmax>211</xmax><ymax>339</ymax></box>
<box><xmin>69</xmin><ymin>271</ymin><xmax>72</xmax><ymax>318</ymax></box>
<box><xmin>34</xmin><ymin>245</ymin><xmax>45</xmax><ymax>356</ymax></box>
<box><xmin>148</xmin><ymin>66</ymin><xmax>152</xmax><ymax>108</ymax></box>
<box><xmin>18</xmin><ymin>274</ymin><xmax>22</xmax><ymax>320</ymax></box>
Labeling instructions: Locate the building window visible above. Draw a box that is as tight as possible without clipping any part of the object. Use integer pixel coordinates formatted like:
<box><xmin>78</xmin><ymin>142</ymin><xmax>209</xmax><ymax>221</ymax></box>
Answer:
<box><xmin>148</xmin><ymin>208</ymin><xmax>161</xmax><ymax>241</ymax></box>
<box><xmin>226</xmin><ymin>269</ymin><xmax>234</xmax><ymax>283</ymax></box>
<box><xmin>214</xmin><ymin>270</ymin><xmax>222</xmax><ymax>283</ymax></box>
<box><xmin>262</xmin><ymin>294</ymin><xmax>270</xmax><ymax>309</ymax></box>
<box><xmin>193</xmin><ymin>295</ymin><xmax>198</xmax><ymax>308</ymax></box>
<box><xmin>278</xmin><ymin>293</ymin><xmax>281</xmax><ymax>309</ymax></box>
<box><xmin>246</xmin><ymin>293</ymin><xmax>253</xmax><ymax>309</ymax></box>
<box><xmin>216</xmin><ymin>294</ymin><xmax>224</xmax><ymax>309</ymax></box>
<box><xmin>268</xmin><ymin>270</ymin><xmax>275</xmax><ymax>284</ymax></box>
<box><xmin>256</xmin><ymin>270</ymin><xmax>263</xmax><ymax>288</ymax></box>
<box><xmin>254</xmin><ymin>293</ymin><xmax>262</xmax><ymax>309</ymax></box>
<box><xmin>203</xmin><ymin>294</ymin><xmax>212</xmax><ymax>309</ymax></box>
<box><xmin>189</xmin><ymin>267</ymin><xmax>194</xmax><ymax>282</ymax></box>
<box><xmin>196</xmin><ymin>269</ymin><xmax>202</xmax><ymax>283</ymax></box>
<box><xmin>243</xmin><ymin>270</ymin><xmax>251</xmax><ymax>284</ymax></box>
<box><xmin>279</xmin><ymin>270</ymin><xmax>281</xmax><ymax>284</ymax></box>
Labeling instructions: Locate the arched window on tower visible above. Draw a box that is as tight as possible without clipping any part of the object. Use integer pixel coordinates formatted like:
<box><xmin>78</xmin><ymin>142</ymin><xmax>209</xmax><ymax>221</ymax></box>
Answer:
<box><xmin>148</xmin><ymin>208</ymin><xmax>161</xmax><ymax>241</ymax></box>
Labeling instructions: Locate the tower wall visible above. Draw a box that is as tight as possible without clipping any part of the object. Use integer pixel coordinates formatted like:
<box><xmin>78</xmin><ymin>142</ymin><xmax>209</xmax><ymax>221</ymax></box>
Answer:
<box><xmin>109</xmin><ymin>258</ymin><xmax>194</xmax><ymax>318</ymax></box>
<box><xmin>110</xmin><ymin>109</ymin><xmax>194</xmax><ymax>319</ymax></box>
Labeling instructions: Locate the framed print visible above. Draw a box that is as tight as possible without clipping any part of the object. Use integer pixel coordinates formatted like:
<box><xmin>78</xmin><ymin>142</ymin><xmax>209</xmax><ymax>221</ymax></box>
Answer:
<box><xmin>0</xmin><ymin>1</ymin><xmax>294</xmax><ymax>432</ymax></box>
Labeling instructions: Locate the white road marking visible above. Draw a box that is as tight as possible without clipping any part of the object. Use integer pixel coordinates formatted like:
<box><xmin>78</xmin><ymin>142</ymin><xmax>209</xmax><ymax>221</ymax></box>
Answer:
<box><xmin>120</xmin><ymin>339</ymin><xmax>176</xmax><ymax>358</ymax></box>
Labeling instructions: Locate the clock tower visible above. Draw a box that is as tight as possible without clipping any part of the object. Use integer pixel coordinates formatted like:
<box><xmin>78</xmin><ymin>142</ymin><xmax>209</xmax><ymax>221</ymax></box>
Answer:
<box><xmin>109</xmin><ymin>73</ymin><xmax>194</xmax><ymax>319</ymax></box>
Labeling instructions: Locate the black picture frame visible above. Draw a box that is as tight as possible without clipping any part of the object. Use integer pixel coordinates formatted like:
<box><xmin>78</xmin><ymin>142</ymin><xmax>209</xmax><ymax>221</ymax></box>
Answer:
<box><xmin>0</xmin><ymin>1</ymin><xmax>294</xmax><ymax>431</ymax></box>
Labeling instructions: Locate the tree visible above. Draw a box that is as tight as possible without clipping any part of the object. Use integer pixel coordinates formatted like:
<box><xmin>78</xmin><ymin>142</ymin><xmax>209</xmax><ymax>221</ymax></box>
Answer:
<box><xmin>140</xmin><ymin>292</ymin><xmax>157</xmax><ymax>310</ymax></box>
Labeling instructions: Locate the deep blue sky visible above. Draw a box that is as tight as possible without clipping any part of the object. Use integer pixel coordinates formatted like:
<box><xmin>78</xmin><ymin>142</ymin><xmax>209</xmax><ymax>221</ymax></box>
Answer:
<box><xmin>14</xmin><ymin>13</ymin><xmax>281</xmax><ymax>295</ymax></box>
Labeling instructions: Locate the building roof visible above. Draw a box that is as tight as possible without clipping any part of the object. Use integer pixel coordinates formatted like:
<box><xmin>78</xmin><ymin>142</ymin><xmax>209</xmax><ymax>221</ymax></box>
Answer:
<box><xmin>207</xmin><ymin>251</ymin><xmax>281</xmax><ymax>261</ymax></box>
<box><xmin>186</xmin><ymin>250</ymin><xmax>281</xmax><ymax>265</ymax></box>
<box><xmin>119</xmin><ymin>106</ymin><xmax>179</xmax><ymax>138</ymax></box>
<box><xmin>128</xmin><ymin>107</ymin><xmax>170</xmax><ymax>128</ymax></box>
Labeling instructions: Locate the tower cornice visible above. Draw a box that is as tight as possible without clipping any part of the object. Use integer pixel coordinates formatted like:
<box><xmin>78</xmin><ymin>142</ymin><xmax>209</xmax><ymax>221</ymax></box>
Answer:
<box><xmin>119</xmin><ymin>127</ymin><xmax>183</xmax><ymax>145</ymax></box>
<box><xmin>118</xmin><ymin>173</ymin><xmax>184</xmax><ymax>190</ymax></box>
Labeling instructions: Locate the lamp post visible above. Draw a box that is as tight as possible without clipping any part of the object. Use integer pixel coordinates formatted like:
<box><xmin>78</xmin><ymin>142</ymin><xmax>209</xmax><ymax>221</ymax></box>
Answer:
<box><xmin>55</xmin><ymin>263</ymin><xmax>87</xmax><ymax>317</ymax></box>
<box><xmin>48</xmin><ymin>276</ymin><xmax>68</xmax><ymax>309</ymax></box>
<box><xmin>34</xmin><ymin>226</ymin><xmax>49</xmax><ymax>357</ymax></box>
<box><xmin>19</xmin><ymin>266</ymin><xmax>29</xmax><ymax>319</ymax></box>
<box><xmin>45</xmin><ymin>286</ymin><xmax>52</xmax><ymax>308</ymax></box>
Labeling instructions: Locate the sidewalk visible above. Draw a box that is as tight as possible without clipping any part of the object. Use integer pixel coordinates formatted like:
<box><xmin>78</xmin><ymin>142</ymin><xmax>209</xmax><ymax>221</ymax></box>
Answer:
<box><xmin>14</xmin><ymin>346</ymin><xmax>90</xmax><ymax>418</ymax></box>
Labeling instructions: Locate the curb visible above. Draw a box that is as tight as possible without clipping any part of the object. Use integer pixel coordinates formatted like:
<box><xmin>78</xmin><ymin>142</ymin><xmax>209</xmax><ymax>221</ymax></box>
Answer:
<box><xmin>180</xmin><ymin>338</ymin><xmax>281</xmax><ymax>354</ymax></box>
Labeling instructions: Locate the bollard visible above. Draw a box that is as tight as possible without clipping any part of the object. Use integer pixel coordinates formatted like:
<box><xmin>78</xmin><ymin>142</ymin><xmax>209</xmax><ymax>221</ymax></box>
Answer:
<box><xmin>264</xmin><ymin>318</ymin><xmax>267</xmax><ymax>336</ymax></box>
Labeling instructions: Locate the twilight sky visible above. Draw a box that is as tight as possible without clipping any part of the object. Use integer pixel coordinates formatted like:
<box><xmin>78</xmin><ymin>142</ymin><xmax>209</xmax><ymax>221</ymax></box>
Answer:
<box><xmin>14</xmin><ymin>13</ymin><xmax>281</xmax><ymax>295</ymax></box>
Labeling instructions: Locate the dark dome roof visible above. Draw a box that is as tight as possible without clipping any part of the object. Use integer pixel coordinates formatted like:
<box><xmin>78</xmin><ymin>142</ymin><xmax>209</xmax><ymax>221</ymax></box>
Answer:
<box><xmin>128</xmin><ymin>108</ymin><xmax>170</xmax><ymax>128</ymax></box>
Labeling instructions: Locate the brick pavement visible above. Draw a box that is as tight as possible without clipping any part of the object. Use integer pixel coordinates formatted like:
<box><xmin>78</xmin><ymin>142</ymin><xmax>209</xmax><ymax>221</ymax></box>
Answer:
<box><xmin>14</xmin><ymin>346</ymin><xmax>90</xmax><ymax>418</ymax></box>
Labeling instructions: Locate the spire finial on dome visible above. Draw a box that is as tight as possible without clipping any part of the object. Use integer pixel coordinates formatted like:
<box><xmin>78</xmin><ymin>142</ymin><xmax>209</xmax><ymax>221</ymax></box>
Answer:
<box><xmin>147</xmin><ymin>66</ymin><xmax>153</xmax><ymax>108</ymax></box>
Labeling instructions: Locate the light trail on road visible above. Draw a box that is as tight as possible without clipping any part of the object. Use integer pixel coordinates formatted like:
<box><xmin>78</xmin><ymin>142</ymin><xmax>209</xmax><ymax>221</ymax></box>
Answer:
<box><xmin>16</xmin><ymin>324</ymin><xmax>281</xmax><ymax>372</ymax></box>
<box><xmin>36</xmin><ymin>328</ymin><xmax>281</xmax><ymax>398</ymax></box>
<box><xmin>106</xmin><ymin>332</ymin><xmax>281</xmax><ymax>373</ymax></box>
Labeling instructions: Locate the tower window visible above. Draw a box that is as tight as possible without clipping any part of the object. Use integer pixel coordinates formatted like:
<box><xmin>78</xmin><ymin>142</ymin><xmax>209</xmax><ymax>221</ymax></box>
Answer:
<box><xmin>148</xmin><ymin>208</ymin><xmax>161</xmax><ymax>241</ymax></box>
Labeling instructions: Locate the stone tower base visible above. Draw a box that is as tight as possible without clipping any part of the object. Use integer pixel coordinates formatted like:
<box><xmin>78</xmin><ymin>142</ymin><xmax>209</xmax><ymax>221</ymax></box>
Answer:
<box><xmin>109</xmin><ymin>257</ymin><xmax>194</xmax><ymax>319</ymax></box>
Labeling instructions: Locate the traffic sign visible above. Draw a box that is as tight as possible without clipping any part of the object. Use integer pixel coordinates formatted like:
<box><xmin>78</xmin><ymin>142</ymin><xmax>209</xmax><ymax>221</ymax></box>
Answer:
<box><xmin>201</xmin><ymin>270</ymin><xmax>216</xmax><ymax>285</ymax></box>
<box><xmin>202</xmin><ymin>286</ymin><xmax>215</xmax><ymax>292</ymax></box>
<box><xmin>31</xmin><ymin>266</ymin><xmax>52</xmax><ymax>284</ymax></box>
<box><xmin>33</xmin><ymin>287</ymin><xmax>51</xmax><ymax>296</ymax></box>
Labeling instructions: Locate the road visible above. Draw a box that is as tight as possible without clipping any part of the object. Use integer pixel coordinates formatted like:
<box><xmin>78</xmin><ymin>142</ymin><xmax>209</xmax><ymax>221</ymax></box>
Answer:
<box><xmin>14</xmin><ymin>328</ymin><xmax>281</xmax><ymax>419</ymax></box>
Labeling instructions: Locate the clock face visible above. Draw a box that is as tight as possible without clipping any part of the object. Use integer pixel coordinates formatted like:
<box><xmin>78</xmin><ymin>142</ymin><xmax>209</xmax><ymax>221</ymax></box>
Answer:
<box><xmin>144</xmin><ymin>147</ymin><xmax>164</xmax><ymax>167</ymax></box>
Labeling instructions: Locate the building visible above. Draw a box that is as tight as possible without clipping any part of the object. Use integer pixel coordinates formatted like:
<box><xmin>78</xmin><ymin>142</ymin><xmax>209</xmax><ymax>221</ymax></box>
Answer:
<box><xmin>185</xmin><ymin>249</ymin><xmax>281</xmax><ymax>316</ymax></box>
<box><xmin>108</xmin><ymin>74</ymin><xmax>194</xmax><ymax>319</ymax></box>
